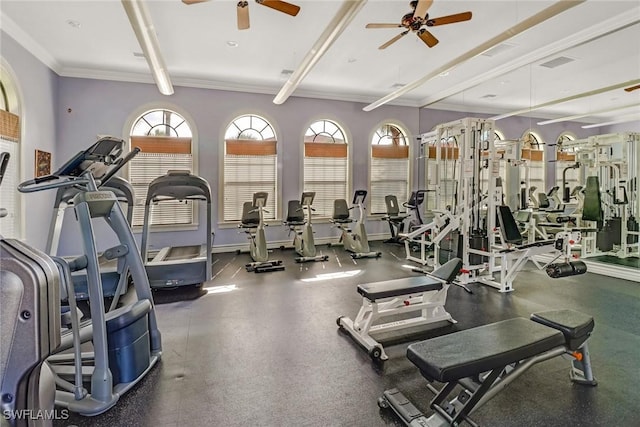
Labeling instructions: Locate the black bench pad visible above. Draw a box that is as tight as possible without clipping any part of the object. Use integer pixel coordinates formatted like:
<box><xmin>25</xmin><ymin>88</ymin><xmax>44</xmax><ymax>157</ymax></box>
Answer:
<box><xmin>531</xmin><ymin>309</ymin><xmax>594</xmax><ymax>350</ymax></box>
<box><xmin>407</xmin><ymin>318</ymin><xmax>565</xmax><ymax>383</ymax></box>
<box><xmin>358</xmin><ymin>276</ymin><xmax>442</xmax><ymax>301</ymax></box>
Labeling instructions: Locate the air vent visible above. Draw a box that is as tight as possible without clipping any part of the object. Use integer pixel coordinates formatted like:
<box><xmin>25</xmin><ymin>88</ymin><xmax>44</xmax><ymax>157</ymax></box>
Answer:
<box><xmin>391</xmin><ymin>83</ymin><xmax>406</xmax><ymax>89</ymax></box>
<box><xmin>280</xmin><ymin>69</ymin><xmax>294</xmax><ymax>77</ymax></box>
<box><xmin>481</xmin><ymin>43</ymin><xmax>516</xmax><ymax>57</ymax></box>
<box><xmin>481</xmin><ymin>94</ymin><xmax>497</xmax><ymax>99</ymax></box>
<box><xmin>133</xmin><ymin>52</ymin><xmax>145</xmax><ymax>58</ymax></box>
<box><xmin>539</xmin><ymin>56</ymin><xmax>575</xmax><ymax>68</ymax></box>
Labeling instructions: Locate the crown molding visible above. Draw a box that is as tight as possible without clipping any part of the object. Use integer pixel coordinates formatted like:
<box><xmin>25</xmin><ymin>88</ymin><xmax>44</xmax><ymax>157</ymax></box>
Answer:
<box><xmin>59</xmin><ymin>65</ymin><xmax>420</xmax><ymax>108</ymax></box>
<box><xmin>0</xmin><ymin>12</ymin><xmax>62</xmax><ymax>74</ymax></box>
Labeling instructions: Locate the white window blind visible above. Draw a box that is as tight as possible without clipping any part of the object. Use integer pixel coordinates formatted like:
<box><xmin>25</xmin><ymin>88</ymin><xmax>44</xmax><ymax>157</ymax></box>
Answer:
<box><xmin>223</xmin><ymin>153</ymin><xmax>277</xmax><ymax>221</ymax></box>
<box><xmin>129</xmin><ymin>152</ymin><xmax>194</xmax><ymax>226</ymax></box>
<box><xmin>529</xmin><ymin>161</ymin><xmax>545</xmax><ymax>193</ymax></box>
<box><xmin>0</xmin><ymin>137</ymin><xmax>19</xmax><ymax>238</ymax></box>
<box><xmin>371</xmin><ymin>157</ymin><xmax>409</xmax><ymax>214</ymax></box>
<box><xmin>304</xmin><ymin>156</ymin><xmax>348</xmax><ymax>218</ymax></box>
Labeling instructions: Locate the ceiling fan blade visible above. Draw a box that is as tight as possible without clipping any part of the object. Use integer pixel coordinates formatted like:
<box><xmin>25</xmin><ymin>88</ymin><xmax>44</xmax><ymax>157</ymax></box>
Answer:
<box><xmin>413</xmin><ymin>0</ymin><xmax>434</xmax><ymax>19</ymax></box>
<box><xmin>379</xmin><ymin>31</ymin><xmax>408</xmax><ymax>50</ymax></box>
<box><xmin>182</xmin><ymin>0</ymin><xmax>209</xmax><ymax>4</ymax></box>
<box><xmin>237</xmin><ymin>1</ymin><xmax>250</xmax><ymax>30</ymax></box>
<box><xmin>417</xmin><ymin>29</ymin><xmax>439</xmax><ymax>48</ymax></box>
<box><xmin>427</xmin><ymin>11</ymin><xmax>472</xmax><ymax>26</ymax></box>
<box><xmin>366</xmin><ymin>23</ymin><xmax>403</xmax><ymax>29</ymax></box>
<box><xmin>257</xmin><ymin>0</ymin><xmax>300</xmax><ymax>16</ymax></box>
<box><xmin>624</xmin><ymin>84</ymin><xmax>640</xmax><ymax>92</ymax></box>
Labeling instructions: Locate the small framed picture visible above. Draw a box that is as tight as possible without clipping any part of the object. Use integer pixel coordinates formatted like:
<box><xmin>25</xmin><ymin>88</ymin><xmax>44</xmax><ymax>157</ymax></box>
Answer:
<box><xmin>35</xmin><ymin>149</ymin><xmax>51</xmax><ymax>177</ymax></box>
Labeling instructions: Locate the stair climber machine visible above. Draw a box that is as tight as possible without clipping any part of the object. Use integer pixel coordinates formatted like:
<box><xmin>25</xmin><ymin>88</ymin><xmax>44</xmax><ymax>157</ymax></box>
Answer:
<box><xmin>283</xmin><ymin>192</ymin><xmax>329</xmax><ymax>263</ymax></box>
<box><xmin>4</xmin><ymin>136</ymin><xmax>162</xmax><ymax>423</ymax></box>
<box><xmin>331</xmin><ymin>190</ymin><xmax>382</xmax><ymax>259</ymax></box>
<box><xmin>45</xmin><ymin>175</ymin><xmax>135</xmax><ymax>310</ymax></box>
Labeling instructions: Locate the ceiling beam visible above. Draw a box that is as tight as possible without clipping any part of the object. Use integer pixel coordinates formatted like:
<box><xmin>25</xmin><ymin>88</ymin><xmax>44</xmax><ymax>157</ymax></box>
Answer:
<box><xmin>418</xmin><ymin>12</ymin><xmax>640</xmax><ymax>108</ymax></box>
<box><xmin>362</xmin><ymin>0</ymin><xmax>585</xmax><ymax>112</ymax></box>
<box><xmin>121</xmin><ymin>0</ymin><xmax>173</xmax><ymax>96</ymax></box>
<box><xmin>273</xmin><ymin>0</ymin><xmax>368</xmax><ymax>105</ymax></box>
<box><xmin>581</xmin><ymin>114</ymin><xmax>640</xmax><ymax>129</ymax></box>
<box><xmin>537</xmin><ymin>103</ymin><xmax>640</xmax><ymax>125</ymax></box>
<box><xmin>491</xmin><ymin>79</ymin><xmax>640</xmax><ymax>120</ymax></box>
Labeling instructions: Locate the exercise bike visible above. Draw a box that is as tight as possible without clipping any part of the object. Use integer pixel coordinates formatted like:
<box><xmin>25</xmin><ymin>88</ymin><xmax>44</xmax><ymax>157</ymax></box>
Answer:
<box><xmin>239</xmin><ymin>192</ymin><xmax>285</xmax><ymax>273</ymax></box>
<box><xmin>331</xmin><ymin>190</ymin><xmax>381</xmax><ymax>259</ymax></box>
<box><xmin>284</xmin><ymin>192</ymin><xmax>329</xmax><ymax>263</ymax></box>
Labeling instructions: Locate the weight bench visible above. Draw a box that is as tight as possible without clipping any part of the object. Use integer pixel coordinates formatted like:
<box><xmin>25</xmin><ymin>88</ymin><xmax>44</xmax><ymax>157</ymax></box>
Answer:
<box><xmin>380</xmin><ymin>309</ymin><xmax>597</xmax><ymax>426</ymax></box>
<box><xmin>490</xmin><ymin>205</ymin><xmax>585</xmax><ymax>292</ymax></box>
<box><xmin>337</xmin><ymin>258</ymin><xmax>462</xmax><ymax>362</ymax></box>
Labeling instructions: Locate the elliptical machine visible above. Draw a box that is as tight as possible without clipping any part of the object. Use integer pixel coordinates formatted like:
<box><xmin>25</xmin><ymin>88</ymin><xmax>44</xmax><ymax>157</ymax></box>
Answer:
<box><xmin>14</xmin><ymin>137</ymin><xmax>162</xmax><ymax>418</ymax></box>
<box><xmin>239</xmin><ymin>192</ymin><xmax>285</xmax><ymax>273</ymax></box>
<box><xmin>284</xmin><ymin>192</ymin><xmax>329</xmax><ymax>263</ymax></box>
<box><xmin>331</xmin><ymin>190</ymin><xmax>382</xmax><ymax>259</ymax></box>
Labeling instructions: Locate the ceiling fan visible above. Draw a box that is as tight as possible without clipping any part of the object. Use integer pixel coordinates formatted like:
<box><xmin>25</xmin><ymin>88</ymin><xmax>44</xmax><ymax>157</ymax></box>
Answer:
<box><xmin>182</xmin><ymin>0</ymin><xmax>300</xmax><ymax>30</ymax></box>
<box><xmin>366</xmin><ymin>0</ymin><xmax>472</xmax><ymax>50</ymax></box>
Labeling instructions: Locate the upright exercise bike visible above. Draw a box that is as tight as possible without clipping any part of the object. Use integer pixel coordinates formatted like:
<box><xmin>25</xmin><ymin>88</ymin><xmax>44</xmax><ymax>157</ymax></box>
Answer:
<box><xmin>239</xmin><ymin>192</ymin><xmax>285</xmax><ymax>273</ymax></box>
<box><xmin>284</xmin><ymin>192</ymin><xmax>329</xmax><ymax>263</ymax></box>
<box><xmin>332</xmin><ymin>190</ymin><xmax>382</xmax><ymax>259</ymax></box>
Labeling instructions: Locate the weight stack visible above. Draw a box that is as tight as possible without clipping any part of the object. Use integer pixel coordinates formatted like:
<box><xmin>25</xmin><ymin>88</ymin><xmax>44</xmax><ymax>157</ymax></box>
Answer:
<box><xmin>469</xmin><ymin>233</ymin><xmax>489</xmax><ymax>265</ymax></box>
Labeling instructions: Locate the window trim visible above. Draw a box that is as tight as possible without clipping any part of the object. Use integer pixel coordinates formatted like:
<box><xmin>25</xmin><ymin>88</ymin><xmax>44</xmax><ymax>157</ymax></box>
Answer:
<box><xmin>122</xmin><ymin>103</ymin><xmax>199</xmax><ymax>232</ymax></box>
<box><xmin>218</xmin><ymin>111</ymin><xmax>282</xmax><ymax>225</ymax></box>
<box><xmin>368</xmin><ymin>120</ymin><xmax>412</xmax><ymax>217</ymax></box>
<box><xmin>0</xmin><ymin>58</ymin><xmax>24</xmax><ymax>240</ymax></box>
<box><xmin>520</xmin><ymin>129</ymin><xmax>547</xmax><ymax>192</ymax></box>
<box><xmin>300</xmin><ymin>116</ymin><xmax>352</xmax><ymax>220</ymax></box>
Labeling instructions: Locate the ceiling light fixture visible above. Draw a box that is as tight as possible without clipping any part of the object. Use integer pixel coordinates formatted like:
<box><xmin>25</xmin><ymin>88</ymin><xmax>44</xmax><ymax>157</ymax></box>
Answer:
<box><xmin>273</xmin><ymin>0</ymin><xmax>368</xmax><ymax>105</ymax></box>
<box><xmin>581</xmin><ymin>114</ymin><xmax>640</xmax><ymax>129</ymax></box>
<box><xmin>491</xmin><ymin>78</ymin><xmax>640</xmax><ymax>120</ymax></box>
<box><xmin>121</xmin><ymin>0</ymin><xmax>174</xmax><ymax>96</ymax></box>
<box><xmin>438</xmin><ymin>71</ymin><xmax>450</xmax><ymax>77</ymax></box>
<box><xmin>226</xmin><ymin>40</ymin><xmax>239</xmax><ymax>47</ymax></box>
<box><xmin>363</xmin><ymin>0</ymin><xmax>585</xmax><ymax>112</ymax></box>
<box><xmin>537</xmin><ymin>103</ymin><xmax>640</xmax><ymax>125</ymax></box>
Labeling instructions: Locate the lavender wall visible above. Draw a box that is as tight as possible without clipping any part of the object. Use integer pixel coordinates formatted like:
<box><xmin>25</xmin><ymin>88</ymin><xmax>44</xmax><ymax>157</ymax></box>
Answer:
<box><xmin>55</xmin><ymin>77</ymin><xmax>420</xmax><ymax>254</ymax></box>
<box><xmin>1</xmin><ymin>31</ymin><xmax>58</xmax><ymax>250</ymax></box>
<box><xmin>603</xmin><ymin>121</ymin><xmax>640</xmax><ymax>133</ymax></box>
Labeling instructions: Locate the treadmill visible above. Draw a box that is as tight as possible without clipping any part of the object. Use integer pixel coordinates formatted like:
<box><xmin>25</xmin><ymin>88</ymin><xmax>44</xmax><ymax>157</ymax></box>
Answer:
<box><xmin>45</xmin><ymin>175</ymin><xmax>135</xmax><ymax>306</ymax></box>
<box><xmin>140</xmin><ymin>170</ymin><xmax>213</xmax><ymax>289</ymax></box>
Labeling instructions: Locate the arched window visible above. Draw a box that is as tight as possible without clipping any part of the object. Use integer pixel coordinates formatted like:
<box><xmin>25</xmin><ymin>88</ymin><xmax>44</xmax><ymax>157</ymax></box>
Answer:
<box><xmin>0</xmin><ymin>73</ymin><xmax>22</xmax><ymax>238</ymax></box>
<box><xmin>555</xmin><ymin>133</ymin><xmax>579</xmax><ymax>189</ymax></box>
<box><xmin>370</xmin><ymin>123</ymin><xmax>409</xmax><ymax>214</ymax></box>
<box><xmin>223</xmin><ymin>114</ymin><xmax>277</xmax><ymax>221</ymax></box>
<box><xmin>304</xmin><ymin>119</ymin><xmax>348</xmax><ymax>217</ymax></box>
<box><xmin>521</xmin><ymin>130</ymin><xmax>546</xmax><ymax>193</ymax></box>
<box><xmin>129</xmin><ymin>108</ymin><xmax>194</xmax><ymax>226</ymax></box>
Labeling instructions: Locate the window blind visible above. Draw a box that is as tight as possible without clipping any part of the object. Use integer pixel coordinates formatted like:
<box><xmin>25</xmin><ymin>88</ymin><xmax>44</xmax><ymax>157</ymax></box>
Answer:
<box><xmin>224</xmin><ymin>153</ymin><xmax>277</xmax><ymax>221</ymax></box>
<box><xmin>129</xmin><ymin>152</ymin><xmax>194</xmax><ymax>226</ymax></box>
<box><xmin>304</xmin><ymin>142</ymin><xmax>348</xmax><ymax>218</ymax></box>
<box><xmin>0</xmin><ymin>137</ymin><xmax>19</xmax><ymax>238</ymax></box>
<box><xmin>370</xmin><ymin>157</ymin><xmax>409</xmax><ymax>214</ymax></box>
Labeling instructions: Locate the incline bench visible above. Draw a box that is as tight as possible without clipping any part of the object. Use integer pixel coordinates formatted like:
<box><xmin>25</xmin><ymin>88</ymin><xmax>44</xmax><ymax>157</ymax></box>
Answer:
<box><xmin>337</xmin><ymin>258</ymin><xmax>462</xmax><ymax>361</ymax></box>
<box><xmin>379</xmin><ymin>309</ymin><xmax>597</xmax><ymax>426</ymax></box>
